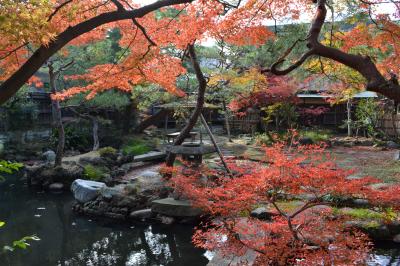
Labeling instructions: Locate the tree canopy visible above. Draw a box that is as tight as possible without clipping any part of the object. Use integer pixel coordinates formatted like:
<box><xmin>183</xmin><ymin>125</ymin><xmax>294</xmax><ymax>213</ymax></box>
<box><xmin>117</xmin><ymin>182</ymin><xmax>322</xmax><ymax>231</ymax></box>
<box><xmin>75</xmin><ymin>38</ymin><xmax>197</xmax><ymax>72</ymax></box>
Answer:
<box><xmin>0</xmin><ymin>0</ymin><xmax>399</xmax><ymax>104</ymax></box>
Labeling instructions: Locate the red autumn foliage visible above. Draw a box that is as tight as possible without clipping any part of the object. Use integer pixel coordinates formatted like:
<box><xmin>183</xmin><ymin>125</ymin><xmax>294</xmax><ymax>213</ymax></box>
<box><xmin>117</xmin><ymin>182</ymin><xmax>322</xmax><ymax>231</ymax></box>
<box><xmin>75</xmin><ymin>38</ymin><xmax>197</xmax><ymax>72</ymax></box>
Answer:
<box><xmin>168</xmin><ymin>135</ymin><xmax>400</xmax><ymax>265</ymax></box>
<box><xmin>298</xmin><ymin>106</ymin><xmax>329</xmax><ymax>126</ymax></box>
<box><xmin>228</xmin><ymin>75</ymin><xmax>298</xmax><ymax>114</ymax></box>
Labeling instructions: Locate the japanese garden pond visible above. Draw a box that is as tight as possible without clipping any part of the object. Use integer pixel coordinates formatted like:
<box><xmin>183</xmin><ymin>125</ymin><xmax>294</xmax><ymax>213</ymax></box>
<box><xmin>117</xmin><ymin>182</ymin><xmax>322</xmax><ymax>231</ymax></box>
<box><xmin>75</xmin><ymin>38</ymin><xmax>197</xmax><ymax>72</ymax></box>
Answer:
<box><xmin>0</xmin><ymin>173</ymin><xmax>398</xmax><ymax>266</ymax></box>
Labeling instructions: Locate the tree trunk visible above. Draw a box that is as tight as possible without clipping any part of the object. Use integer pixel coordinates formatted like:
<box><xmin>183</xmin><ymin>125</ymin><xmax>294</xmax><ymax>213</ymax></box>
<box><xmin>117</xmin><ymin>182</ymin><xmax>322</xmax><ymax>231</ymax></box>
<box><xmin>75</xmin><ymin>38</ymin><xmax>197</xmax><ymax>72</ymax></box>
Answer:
<box><xmin>49</xmin><ymin>64</ymin><xmax>65</xmax><ymax>166</ymax></box>
<box><xmin>91</xmin><ymin>117</ymin><xmax>100</xmax><ymax>151</ymax></box>
<box><xmin>222</xmin><ymin>100</ymin><xmax>232</xmax><ymax>142</ymax></box>
<box><xmin>123</xmin><ymin>98</ymin><xmax>138</xmax><ymax>134</ymax></box>
<box><xmin>165</xmin><ymin>44</ymin><xmax>207</xmax><ymax>166</ymax></box>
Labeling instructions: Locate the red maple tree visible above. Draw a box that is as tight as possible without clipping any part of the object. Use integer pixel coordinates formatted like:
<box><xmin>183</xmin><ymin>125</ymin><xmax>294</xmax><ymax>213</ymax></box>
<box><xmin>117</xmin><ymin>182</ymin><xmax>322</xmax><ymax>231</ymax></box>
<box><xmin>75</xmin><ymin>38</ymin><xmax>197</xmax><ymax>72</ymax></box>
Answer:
<box><xmin>169</xmin><ymin>134</ymin><xmax>400</xmax><ymax>265</ymax></box>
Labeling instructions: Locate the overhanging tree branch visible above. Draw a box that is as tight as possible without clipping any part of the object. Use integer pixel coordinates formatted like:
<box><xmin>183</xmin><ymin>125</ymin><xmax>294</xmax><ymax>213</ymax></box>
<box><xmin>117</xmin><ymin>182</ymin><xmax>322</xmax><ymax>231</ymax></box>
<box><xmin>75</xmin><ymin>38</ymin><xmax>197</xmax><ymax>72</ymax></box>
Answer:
<box><xmin>0</xmin><ymin>0</ymin><xmax>193</xmax><ymax>105</ymax></box>
<box><xmin>269</xmin><ymin>0</ymin><xmax>400</xmax><ymax>102</ymax></box>
<box><xmin>47</xmin><ymin>0</ymin><xmax>74</xmax><ymax>22</ymax></box>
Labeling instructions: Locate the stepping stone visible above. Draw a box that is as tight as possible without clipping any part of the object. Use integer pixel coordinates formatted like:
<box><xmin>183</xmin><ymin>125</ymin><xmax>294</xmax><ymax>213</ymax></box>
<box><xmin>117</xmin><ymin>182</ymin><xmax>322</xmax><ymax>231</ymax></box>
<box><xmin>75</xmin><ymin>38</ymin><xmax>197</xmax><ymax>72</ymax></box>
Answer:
<box><xmin>133</xmin><ymin>151</ymin><xmax>166</xmax><ymax>162</ymax></box>
<box><xmin>208</xmin><ymin>249</ymin><xmax>258</xmax><ymax>266</ymax></box>
<box><xmin>151</xmin><ymin>198</ymin><xmax>202</xmax><ymax>217</ymax></box>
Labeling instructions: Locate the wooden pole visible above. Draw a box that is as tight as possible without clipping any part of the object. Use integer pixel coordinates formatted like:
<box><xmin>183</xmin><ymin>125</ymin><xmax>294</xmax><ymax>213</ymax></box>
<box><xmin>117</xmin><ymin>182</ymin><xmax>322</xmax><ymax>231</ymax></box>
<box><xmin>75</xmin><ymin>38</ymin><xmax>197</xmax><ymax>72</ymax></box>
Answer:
<box><xmin>164</xmin><ymin>112</ymin><xmax>168</xmax><ymax>143</ymax></box>
<box><xmin>222</xmin><ymin>100</ymin><xmax>232</xmax><ymax>142</ymax></box>
<box><xmin>200</xmin><ymin>113</ymin><xmax>232</xmax><ymax>177</ymax></box>
<box><xmin>347</xmin><ymin>98</ymin><xmax>352</xmax><ymax>137</ymax></box>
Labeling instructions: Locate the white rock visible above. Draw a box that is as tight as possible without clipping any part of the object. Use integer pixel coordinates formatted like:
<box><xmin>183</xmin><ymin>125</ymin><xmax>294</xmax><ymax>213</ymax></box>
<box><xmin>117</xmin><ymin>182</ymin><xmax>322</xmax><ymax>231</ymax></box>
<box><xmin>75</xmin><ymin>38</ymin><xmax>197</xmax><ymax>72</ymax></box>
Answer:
<box><xmin>71</xmin><ymin>179</ymin><xmax>106</xmax><ymax>203</ymax></box>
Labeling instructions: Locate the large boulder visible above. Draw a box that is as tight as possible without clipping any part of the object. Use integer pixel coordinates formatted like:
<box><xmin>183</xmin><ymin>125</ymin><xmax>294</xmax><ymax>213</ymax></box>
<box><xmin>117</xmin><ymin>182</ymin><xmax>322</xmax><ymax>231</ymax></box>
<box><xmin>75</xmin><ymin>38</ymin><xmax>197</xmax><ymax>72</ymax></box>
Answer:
<box><xmin>42</xmin><ymin>150</ymin><xmax>56</xmax><ymax>164</ymax></box>
<box><xmin>26</xmin><ymin>162</ymin><xmax>84</xmax><ymax>187</ymax></box>
<box><xmin>71</xmin><ymin>179</ymin><xmax>106</xmax><ymax>203</ymax></box>
<box><xmin>79</xmin><ymin>154</ymin><xmax>107</xmax><ymax>166</ymax></box>
<box><xmin>387</xmin><ymin>141</ymin><xmax>400</xmax><ymax>149</ymax></box>
<box><xmin>129</xmin><ymin>170</ymin><xmax>167</xmax><ymax>196</ymax></box>
<box><xmin>250</xmin><ymin>207</ymin><xmax>275</xmax><ymax>220</ymax></box>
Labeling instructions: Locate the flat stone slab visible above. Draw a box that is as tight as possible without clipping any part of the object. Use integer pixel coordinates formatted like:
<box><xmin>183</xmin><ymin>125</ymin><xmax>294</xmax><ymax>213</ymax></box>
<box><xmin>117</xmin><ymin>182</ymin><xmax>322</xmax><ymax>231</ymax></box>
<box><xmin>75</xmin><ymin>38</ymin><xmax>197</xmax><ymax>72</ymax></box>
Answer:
<box><xmin>207</xmin><ymin>249</ymin><xmax>258</xmax><ymax>266</ymax></box>
<box><xmin>166</xmin><ymin>144</ymin><xmax>216</xmax><ymax>155</ymax></box>
<box><xmin>133</xmin><ymin>151</ymin><xmax>166</xmax><ymax>162</ymax></box>
<box><xmin>71</xmin><ymin>179</ymin><xmax>106</xmax><ymax>203</ymax></box>
<box><xmin>151</xmin><ymin>198</ymin><xmax>202</xmax><ymax>217</ymax></box>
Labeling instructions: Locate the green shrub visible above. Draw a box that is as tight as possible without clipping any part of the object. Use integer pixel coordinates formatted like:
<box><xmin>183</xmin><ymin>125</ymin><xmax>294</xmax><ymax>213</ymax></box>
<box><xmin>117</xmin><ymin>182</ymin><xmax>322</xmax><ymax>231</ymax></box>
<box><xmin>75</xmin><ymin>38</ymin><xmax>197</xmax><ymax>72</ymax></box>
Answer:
<box><xmin>83</xmin><ymin>164</ymin><xmax>106</xmax><ymax>181</ymax></box>
<box><xmin>0</xmin><ymin>160</ymin><xmax>23</xmax><ymax>181</ymax></box>
<box><xmin>254</xmin><ymin>133</ymin><xmax>273</xmax><ymax>145</ymax></box>
<box><xmin>299</xmin><ymin>129</ymin><xmax>333</xmax><ymax>143</ymax></box>
<box><xmin>98</xmin><ymin>146</ymin><xmax>117</xmax><ymax>158</ymax></box>
<box><xmin>51</xmin><ymin>124</ymin><xmax>92</xmax><ymax>152</ymax></box>
<box><xmin>121</xmin><ymin>139</ymin><xmax>150</xmax><ymax>156</ymax></box>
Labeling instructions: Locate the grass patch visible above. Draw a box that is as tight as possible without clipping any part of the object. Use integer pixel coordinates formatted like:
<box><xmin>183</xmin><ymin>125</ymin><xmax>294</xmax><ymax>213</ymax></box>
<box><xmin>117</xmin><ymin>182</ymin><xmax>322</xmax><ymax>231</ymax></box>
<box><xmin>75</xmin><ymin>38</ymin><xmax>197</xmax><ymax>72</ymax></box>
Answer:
<box><xmin>83</xmin><ymin>164</ymin><xmax>107</xmax><ymax>181</ymax></box>
<box><xmin>360</xmin><ymin>161</ymin><xmax>400</xmax><ymax>183</ymax></box>
<box><xmin>121</xmin><ymin>139</ymin><xmax>151</xmax><ymax>156</ymax></box>
<box><xmin>299</xmin><ymin>129</ymin><xmax>333</xmax><ymax>143</ymax></box>
<box><xmin>253</xmin><ymin>129</ymin><xmax>333</xmax><ymax>146</ymax></box>
<box><xmin>338</xmin><ymin>208</ymin><xmax>384</xmax><ymax>220</ymax></box>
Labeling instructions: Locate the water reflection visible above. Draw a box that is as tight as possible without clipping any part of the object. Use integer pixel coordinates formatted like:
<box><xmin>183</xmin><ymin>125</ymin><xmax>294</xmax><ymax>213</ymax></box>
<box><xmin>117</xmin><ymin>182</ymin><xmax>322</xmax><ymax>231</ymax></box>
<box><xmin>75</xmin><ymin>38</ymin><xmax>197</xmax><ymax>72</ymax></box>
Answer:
<box><xmin>0</xmin><ymin>175</ymin><xmax>208</xmax><ymax>266</ymax></box>
<box><xmin>368</xmin><ymin>243</ymin><xmax>400</xmax><ymax>266</ymax></box>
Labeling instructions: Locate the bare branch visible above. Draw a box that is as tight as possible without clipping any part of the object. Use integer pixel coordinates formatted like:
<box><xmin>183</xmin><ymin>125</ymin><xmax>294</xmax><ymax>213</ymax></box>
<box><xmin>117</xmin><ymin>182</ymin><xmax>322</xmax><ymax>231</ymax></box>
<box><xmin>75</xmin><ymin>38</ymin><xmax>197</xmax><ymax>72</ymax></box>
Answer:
<box><xmin>132</xmin><ymin>19</ymin><xmax>155</xmax><ymax>45</ymax></box>
<box><xmin>269</xmin><ymin>50</ymin><xmax>314</xmax><ymax>75</ymax></box>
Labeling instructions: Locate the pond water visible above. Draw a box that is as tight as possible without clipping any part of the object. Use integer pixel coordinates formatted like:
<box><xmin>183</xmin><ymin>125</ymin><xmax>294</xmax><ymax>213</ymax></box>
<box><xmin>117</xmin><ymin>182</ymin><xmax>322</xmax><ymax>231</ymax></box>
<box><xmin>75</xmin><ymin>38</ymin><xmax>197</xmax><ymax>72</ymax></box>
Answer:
<box><xmin>0</xmin><ymin>174</ymin><xmax>398</xmax><ymax>266</ymax></box>
<box><xmin>0</xmin><ymin>175</ymin><xmax>208</xmax><ymax>266</ymax></box>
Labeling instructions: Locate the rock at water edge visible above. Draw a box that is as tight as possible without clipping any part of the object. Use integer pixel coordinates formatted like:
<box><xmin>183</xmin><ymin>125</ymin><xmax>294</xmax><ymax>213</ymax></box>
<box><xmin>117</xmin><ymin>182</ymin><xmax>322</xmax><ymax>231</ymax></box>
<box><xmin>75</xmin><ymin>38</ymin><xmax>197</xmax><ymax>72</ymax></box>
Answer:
<box><xmin>71</xmin><ymin>179</ymin><xmax>106</xmax><ymax>203</ymax></box>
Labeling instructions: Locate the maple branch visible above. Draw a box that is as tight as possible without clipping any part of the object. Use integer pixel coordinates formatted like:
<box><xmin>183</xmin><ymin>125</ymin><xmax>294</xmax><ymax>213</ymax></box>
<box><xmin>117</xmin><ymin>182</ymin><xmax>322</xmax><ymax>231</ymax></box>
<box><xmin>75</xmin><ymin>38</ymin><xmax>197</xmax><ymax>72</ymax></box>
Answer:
<box><xmin>110</xmin><ymin>0</ymin><xmax>125</xmax><ymax>11</ymax></box>
<box><xmin>111</xmin><ymin>0</ymin><xmax>157</xmax><ymax>56</ymax></box>
<box><xmin>55</xmin><ymin>60</ymin><xmax>75</xmax><ymax>75</ymax></box>
<box><xmin>269</xmin><ymin>50</ymin><xmax>314</xmax><ymax>75</ymax></box>
<box><xmin>216</xmin><ymin>0</ymin><xmax>242</xmax><ymax>8</ymax></box>
<box><xmin>269</xmin><ymin>0</ymin><xmax>400</xmax><ymax>102</ymax></box>
<box><xmin>0</xmin><ymin>0</ymin><xmax>194</xmax><ymax>105</ymax></box>
<box><xmin>0</xmin><ymin>43</ymin><xmax>28</xmax><ymax>60</ymax></box>
<box><xmin>47</xmin><ymin>0</ymin><xmax>74</xmax><ymax>22</ymax></box>
<box><xmin>132</xmin><ymin>18</ymin><xmax>157</xmax><ymax>59</ymax></box>
<box><xmin>132</xmin><ymin>18</ymin><xmax>156</xmax><ymax>46</ymax></box>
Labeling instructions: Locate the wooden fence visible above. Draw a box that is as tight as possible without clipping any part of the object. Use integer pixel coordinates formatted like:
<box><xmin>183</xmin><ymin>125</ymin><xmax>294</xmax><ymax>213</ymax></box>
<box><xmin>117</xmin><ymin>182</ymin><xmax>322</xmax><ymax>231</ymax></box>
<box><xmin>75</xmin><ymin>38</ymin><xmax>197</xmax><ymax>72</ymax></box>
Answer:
<box><xmin>379</xmin><ymin>114</ymin><xmax>400</xmax><ymax>137</ymax></box>
<box><xmin>227</xmin><ymin>110</ymin><xmax>260</xmax><ymax>134</ymax></box>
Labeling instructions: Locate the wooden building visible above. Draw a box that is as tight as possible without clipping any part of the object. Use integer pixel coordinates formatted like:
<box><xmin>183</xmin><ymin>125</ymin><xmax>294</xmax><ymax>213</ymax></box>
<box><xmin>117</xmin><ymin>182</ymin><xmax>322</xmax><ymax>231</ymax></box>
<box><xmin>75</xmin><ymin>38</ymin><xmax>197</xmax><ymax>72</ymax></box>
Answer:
<box><xmin>296</xmin><ymin>91</ymin><xmax>378</xmax><ymax>128</ymax></box>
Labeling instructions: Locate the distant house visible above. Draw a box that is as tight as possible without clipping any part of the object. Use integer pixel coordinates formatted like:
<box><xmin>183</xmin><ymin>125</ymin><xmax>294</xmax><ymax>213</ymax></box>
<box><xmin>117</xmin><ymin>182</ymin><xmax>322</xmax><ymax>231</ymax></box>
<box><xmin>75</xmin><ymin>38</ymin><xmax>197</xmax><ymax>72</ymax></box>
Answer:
<box><xmin>297</xmin><ymin>91</ymin><xmax>378</xmax><ymax>127</ymax></box>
